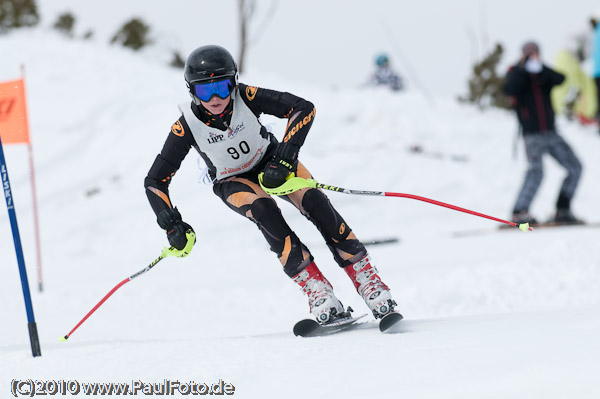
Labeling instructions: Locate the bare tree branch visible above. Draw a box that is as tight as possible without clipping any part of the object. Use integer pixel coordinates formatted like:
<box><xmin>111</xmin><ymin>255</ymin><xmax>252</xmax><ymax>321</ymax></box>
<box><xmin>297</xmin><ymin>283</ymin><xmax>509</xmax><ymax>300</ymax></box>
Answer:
<box><xmin>238</xmin><ymin>0</ymin><xmax>278</xmax><ymax>73</ymax></box>
<box><xmin>238</xmin><ymin>0</ymin><xmax>255</xmax><ymax>73</ymax></box>
<box><xmin>248</xmin><ymin>0</ymin><xmax>277</xmax><ymax>47</ymax></box>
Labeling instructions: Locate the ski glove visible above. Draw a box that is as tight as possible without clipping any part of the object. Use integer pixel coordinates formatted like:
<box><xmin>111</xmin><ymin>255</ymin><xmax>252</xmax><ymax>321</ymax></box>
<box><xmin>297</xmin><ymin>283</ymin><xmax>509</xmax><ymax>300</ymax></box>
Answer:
<box><xmin>157</xmin><ymin>207</ymin><xmax>195</xmax><ymax>250</ymax></box>
<box><xmin>262</xmin><ymin>143</ymin><xmax>300</xmax><ymax>189</ymax></box>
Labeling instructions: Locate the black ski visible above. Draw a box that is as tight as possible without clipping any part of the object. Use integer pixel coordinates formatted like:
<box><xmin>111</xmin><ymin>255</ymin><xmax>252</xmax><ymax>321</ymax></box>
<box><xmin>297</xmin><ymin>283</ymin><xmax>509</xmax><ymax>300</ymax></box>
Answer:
<box><xmin>364</xmin><ymin>237</ymin><xmax>400</xmax><ymax>247</ymax></box>
<box><xmin>293</xmin><ymin>312</ymin><xmax>405</xmax><ymax>337</ymax></box>
<box><xmin>293</xmin><ymin>314</ymin><xmax>367</xmax><ymax>337</ymax></box>
<box><xmin>453</xmin><ymin>221</ymin><xmax>600</xmax><ymax>238</ymax></box>
<box><xmin>407</xmin><ymin>144</ymin><xmax>469</xmax><ymax>163</ymax></box>
<box><xmin>498</xmin><ymin>220</ymin><xmax>590</xmax><ymax>230</ymax></box>
<box><xmin>379</xmin><ymin>312</ymin><xmax>404</xmax><ymax>333</ymax></box>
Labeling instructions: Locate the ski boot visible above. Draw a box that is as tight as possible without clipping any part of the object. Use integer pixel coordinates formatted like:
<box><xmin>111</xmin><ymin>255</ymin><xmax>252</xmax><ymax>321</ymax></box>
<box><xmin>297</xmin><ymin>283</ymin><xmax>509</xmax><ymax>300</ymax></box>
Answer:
<box><xmin>293</xmin><ymin>262</ymin><xmax>348</xmax><ymax>325</ymax></box>
<box><xmin>344</xmin><ymin>254</ymin><xmax>397</xmax><ymax>319</ymax></box>
<box><xmin>511</xmin><ymin>210</ymin><xmax>539</xmax><ymax>225</ymax></box>
<box><xmin>552</xmin><ymin>208</ymin><xmax>583</xmax><ymax>225</ymax></box>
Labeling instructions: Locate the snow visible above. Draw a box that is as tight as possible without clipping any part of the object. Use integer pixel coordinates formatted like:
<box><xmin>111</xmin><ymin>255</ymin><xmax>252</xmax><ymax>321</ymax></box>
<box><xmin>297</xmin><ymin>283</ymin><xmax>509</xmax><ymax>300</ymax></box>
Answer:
<box><xmin>32</xmin><ymin>0</ymin><xmax>600</xmax><ymax>97</ymax></box>
<box><xmin>2</xmin><ymin>11</ymin><xmax>600</xmax><ymax>399</ymax></box>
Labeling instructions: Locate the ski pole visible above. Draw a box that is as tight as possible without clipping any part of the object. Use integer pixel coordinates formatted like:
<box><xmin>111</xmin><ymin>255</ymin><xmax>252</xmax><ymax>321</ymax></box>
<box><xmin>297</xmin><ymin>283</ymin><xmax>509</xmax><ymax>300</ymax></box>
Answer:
<box><xmin>258</xmin><ymin>174</ymin><xmax>532</xmax><ymax>232</ymax></box>
<box><xmin>60</xmin><ymin>231</ymin><xmax>195</xmax><ymax>342</ymax></box>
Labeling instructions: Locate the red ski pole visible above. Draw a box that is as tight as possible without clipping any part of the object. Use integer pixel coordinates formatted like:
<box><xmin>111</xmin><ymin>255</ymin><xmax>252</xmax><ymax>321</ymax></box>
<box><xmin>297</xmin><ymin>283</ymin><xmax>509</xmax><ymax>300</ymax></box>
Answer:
<box><xmin>60</xmin><ymin>231</ymin><xmax>195</xmax><ymax>341</ymax></box>
<box><xmin>258</xmin><ymin>174</ymin><xmax>532</xmax><ymax>232</ymax></box>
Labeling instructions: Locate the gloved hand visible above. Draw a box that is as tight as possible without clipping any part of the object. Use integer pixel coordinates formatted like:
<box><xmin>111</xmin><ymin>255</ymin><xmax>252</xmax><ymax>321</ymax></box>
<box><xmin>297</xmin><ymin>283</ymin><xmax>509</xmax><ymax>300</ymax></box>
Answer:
<box><xmin>262</xmin><ymin>143</ymin><xmax>300</xmax><ymax>188</ymax></box>
<box><xmin>157</xmin><ymin>207</ymin><xmax>195</xmax><ymax>250</ymax></box>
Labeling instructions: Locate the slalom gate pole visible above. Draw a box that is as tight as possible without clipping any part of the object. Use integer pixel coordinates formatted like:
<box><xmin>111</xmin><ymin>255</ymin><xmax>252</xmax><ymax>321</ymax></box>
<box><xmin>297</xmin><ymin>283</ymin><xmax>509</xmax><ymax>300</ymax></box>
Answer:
<box><xmin>258</xmin><ymin>174</ymin><xmax>532</xmax><ymax>232</ymax></box>
<box><xmin>27</xmin><ymin>141</ymin><xmax>43</xmax><ymax>292</ymax></box>
<box><xmin>0</xmin><ymin>136</ymin><xmax>42</xmax><ymax>357</ymax></box>
<box><xmin>60</xmin><ymin>231</ymin><xmax>195</xmax><ymax>341</ymax></box>
<box><xmin>20</xmin><ymin>67</ymin><xmax>43</xmax><ymax>292</ymax></box>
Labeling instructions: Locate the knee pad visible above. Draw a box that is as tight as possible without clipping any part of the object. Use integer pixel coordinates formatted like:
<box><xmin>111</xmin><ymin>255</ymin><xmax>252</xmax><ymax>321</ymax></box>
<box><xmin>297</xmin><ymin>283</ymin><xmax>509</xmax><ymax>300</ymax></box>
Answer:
<box><xmin>301</xmin><ymin>188</ymin><xmax>350</xmax><ymax>241</ymax></box>
<box><xmin>250</xmin><ymin>197</ymin><xmax>280</xmax><ymax>224</ymax></box>
<box><xmin>249</xmin><ymin>198</ymin><xmax>314</xmax><ymax>276</ymax></box>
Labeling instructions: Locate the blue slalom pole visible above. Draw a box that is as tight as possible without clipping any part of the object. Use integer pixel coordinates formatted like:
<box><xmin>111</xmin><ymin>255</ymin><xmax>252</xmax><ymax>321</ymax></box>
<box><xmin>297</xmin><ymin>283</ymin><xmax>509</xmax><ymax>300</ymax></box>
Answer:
<box><xmin>0</xmin><ymin>136</ymin><xmax>41</xmax><ymax>357</ymax></box>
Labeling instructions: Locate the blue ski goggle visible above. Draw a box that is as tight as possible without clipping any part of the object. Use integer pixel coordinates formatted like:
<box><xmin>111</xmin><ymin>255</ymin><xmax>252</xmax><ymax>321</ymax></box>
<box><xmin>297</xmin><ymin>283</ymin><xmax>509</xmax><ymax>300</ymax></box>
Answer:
<box><xmin>192</xmin><ymin>79</ymin><xmax>234</xmax><ymax>102</ymax></box>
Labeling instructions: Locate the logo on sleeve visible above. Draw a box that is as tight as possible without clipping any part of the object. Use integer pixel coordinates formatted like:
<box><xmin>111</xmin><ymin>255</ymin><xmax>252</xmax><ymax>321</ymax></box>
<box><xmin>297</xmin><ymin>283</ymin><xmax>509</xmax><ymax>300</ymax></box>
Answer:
<box><xmin>283</xmin><ymin>107</ymin><xmax>316</xmax><ymax>142</ymax></box>
<box><xmin>246</xmin><ymin>86</ymin><xmax>258</xmax><ymax>101</ymax></box>
<box><xmin>171</xmin><ymin>121</ymin><xmax>184</xmax><ymax>137</ymax></box>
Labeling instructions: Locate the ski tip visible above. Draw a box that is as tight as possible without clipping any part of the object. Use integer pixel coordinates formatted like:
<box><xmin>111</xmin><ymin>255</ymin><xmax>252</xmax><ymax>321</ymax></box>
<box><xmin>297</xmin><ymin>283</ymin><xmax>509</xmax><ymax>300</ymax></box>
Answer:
<box><xmin>379</xmin><ymin>312</ymin><xmax>404</xmax><ymax>333</ymax></box>
<box><xmin>293</xmin><ymin>319</ymin><xmax>320</xmax><ymax>337</ymax></box>
<box><xmin>59</xmin><ymin>335</ymin><xmax>69</xmax><ymax>342</ymax></box>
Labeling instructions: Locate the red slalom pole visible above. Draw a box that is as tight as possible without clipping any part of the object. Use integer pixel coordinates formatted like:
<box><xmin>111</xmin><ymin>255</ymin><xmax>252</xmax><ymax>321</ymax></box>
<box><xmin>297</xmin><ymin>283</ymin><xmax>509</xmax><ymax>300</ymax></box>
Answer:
<box><xmin>60</xmin><ymin>232</ymin><xmax>195</xmax><ymax>342</ymax></box>
<box><xmin>60</xmin><ymin>278</ymin><xmax>133</xmax><ymax>341</ymax></box>
<box><xmin>60</xmin><ymin>254</ymin><xmax>166</xmax><ymax>342</ymax></box>
<box><xmin>315</xmin><ymin>183</ymin><xmax>532</xmax><ymax>232</ymax></box>
<box><xmin>258</xmin><ymin>175</ymin><xmax>532</xmax><ymax>232</ymax></box>
<box><xmin>383</xmin><ymin>192</ymin><xmax>531</xmax><ymax>230</ymax></box>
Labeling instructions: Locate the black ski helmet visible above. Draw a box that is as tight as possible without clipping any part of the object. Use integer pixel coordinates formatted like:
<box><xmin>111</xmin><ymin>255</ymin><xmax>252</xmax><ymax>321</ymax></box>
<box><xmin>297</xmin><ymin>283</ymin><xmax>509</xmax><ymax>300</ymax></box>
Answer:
<box><xmin>184</xmin><ymin>45</ymin><xmax>238</xmax><ymax>104</ymax></box>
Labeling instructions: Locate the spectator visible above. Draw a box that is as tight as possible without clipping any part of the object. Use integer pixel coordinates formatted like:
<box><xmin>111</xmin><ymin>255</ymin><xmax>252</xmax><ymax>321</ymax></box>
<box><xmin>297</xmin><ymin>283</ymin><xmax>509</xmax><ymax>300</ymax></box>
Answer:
<box><xmin>550</xmin><ymin>26</ymin><xmax>595</xmax><ymax>122</ymax></box>
<box><xmin>503</xmin><ymin>41</ymin><xmax>583</xmax><ymax>225</ymax></box>
<box><xmin>590</xmin><ymin>8</ymin><xmax>600</xmax><ymax>129</ymax></box>
<box><xmin>368</xmin><ymin>53</ymin><xmax>404</xmax><ymax>92</ymax></box>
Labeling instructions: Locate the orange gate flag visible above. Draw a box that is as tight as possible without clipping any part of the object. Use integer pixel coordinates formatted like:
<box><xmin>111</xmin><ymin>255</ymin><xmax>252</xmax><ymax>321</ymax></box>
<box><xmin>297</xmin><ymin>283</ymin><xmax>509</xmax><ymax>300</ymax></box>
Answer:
<box><xmin>0</xmin><ymin>78</ymin><xmax>30</xmax><ymax>145</ymax></box>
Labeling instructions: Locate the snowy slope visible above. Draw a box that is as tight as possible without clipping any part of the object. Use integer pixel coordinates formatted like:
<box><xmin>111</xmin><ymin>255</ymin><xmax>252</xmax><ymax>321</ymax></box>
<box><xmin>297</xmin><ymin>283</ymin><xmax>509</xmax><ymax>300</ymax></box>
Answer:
<box><xmin>33</xmin><ymin>0</ymin><xmax>600</xmax><ymax>97</ymax></box>
<box><xmin>2</xmin><ymin>28</ymin><xmax>600</xmax><ymax>399</ymax></box>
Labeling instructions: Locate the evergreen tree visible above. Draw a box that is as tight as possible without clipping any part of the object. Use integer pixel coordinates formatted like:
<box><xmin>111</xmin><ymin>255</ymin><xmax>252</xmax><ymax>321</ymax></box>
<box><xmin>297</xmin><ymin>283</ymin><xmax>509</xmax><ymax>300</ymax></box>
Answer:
<box><xmin>0</xmin><ymin>0</ymin><xmax>39</xmax><ymax>33</ymax></box>
<box><xmin>82</xmin><ymin>30</ymin><xmax>94</xmax><ymax>40</ymax></box>
<box><xmin>53</xmin><ymin>12</ymin><xmax>75</xmax><ymax>37</ymax></box>
<box><xmin>169</xmin><ymin>51</ymin><xmax>185</xmax><ymax>68</ymax></box>
<box><xmin>110</xmin><ymin>18</ymin><xmax>151</xmax><ymax>51</ymax></box>
<box><xmin>459</xmin><ymin>43</ymin><xmax>511</xmax><ymax>110</ymax></box>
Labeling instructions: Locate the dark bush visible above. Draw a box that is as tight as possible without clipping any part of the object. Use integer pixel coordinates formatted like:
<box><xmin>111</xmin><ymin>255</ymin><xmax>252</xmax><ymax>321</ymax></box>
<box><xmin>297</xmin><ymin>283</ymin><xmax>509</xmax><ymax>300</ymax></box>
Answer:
<box><xmin>459</xmin><ymin>43</ymin><xmax>511</xmax><ymax>110</ymax></box>
<box><xmin>110</xmin><ymin>17</ymin><xmax>151</xmax><ymax>51</ymax></box>
<box><xmin>53</xmin><ymin>12</ymin><xmax>75</xmax><ymax>37</ymax></box>
<box><xmin>170</xmin><ymin>50</ymin><xmax>185</xmax><ymax>68</ymax></box>
<box><xmin>0</xmin><ymin>0</ymin><xmax>40</xmax><ymax>33</ymax></box>
<box><xmin>82</xmin><ymin>29</ymin><xmax>93</xmax><ymax>40</ymax></box>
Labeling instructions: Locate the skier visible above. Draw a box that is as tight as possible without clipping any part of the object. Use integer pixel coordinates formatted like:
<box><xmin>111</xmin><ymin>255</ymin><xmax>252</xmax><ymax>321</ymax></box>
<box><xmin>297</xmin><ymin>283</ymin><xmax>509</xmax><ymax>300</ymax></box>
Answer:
<box><xmin>368</xmin><ymin>53</ymin><xmax>404</xmax><ymax>92</ymax></box>
<box><xmin>504</xmin><ymin>41</ymin><xmax>583</xmax><ymax>225</ymax></box>
<box><xmin>144</xmin><ymin>45</ymin><xmax>399</xmax><ymax>325</ymax></box>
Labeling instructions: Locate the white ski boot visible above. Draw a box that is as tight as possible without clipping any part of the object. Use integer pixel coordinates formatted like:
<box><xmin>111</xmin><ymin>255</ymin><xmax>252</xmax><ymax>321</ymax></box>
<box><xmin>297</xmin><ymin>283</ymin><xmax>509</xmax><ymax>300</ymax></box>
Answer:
<box><xmin>344</xmin><ymin>255</ymin><xmax>397</xmax><ymax>318</ymax></box>
<box><xmin>293</xmin><ymin>262</ymin><xmax>346</xmax><ymax>324</ymax></box>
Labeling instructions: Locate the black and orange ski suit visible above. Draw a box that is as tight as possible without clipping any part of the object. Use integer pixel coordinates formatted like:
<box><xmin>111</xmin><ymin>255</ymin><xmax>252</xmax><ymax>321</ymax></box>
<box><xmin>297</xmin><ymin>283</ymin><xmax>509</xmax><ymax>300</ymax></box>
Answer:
<box><xmin>145</xmin><ymin>84</ymin><xmax>366</xmax><ymax>277</ymax></box>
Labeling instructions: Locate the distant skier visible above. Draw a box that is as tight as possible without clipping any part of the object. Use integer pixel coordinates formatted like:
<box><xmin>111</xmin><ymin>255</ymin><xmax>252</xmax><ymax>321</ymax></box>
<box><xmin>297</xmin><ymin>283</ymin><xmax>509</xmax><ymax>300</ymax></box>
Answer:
<box><xmin>368</xmin><ymin>53</ymin><xmax>404</xmax><ymax>92</ymax></box>
<box><xmin>144</xmin><ymin>45</ymin><xmax>399</xmax><ymax>325</ymax></box>
<box><xmin>504</xmin><ymin>41</ymin><xmax>583</xmax><ymax>225</ymax></box>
